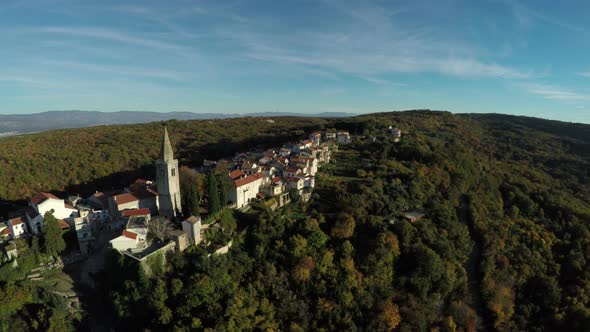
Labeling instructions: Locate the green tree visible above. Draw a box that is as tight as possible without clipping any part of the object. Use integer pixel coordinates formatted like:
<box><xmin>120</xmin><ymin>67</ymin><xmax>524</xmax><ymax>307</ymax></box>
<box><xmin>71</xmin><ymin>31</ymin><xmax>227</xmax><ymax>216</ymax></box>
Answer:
<box><xmin>216</xmin><ymin>173</ymin><xmax>230</xmax><ymax>208</ymax></box>
<box><xmin>207</xmin><ymin>172</ymin><xmax>220</xmax><ymax>214</ymax></box>
<box><xmin>43</xmin><ymin>212</ymin><xmax>65</xmax><ymax>258</ymax></box>
<box><xmin>181</xmin><ymin>177</ymin><xmax>199</xmax><ymax>217</ymax></box>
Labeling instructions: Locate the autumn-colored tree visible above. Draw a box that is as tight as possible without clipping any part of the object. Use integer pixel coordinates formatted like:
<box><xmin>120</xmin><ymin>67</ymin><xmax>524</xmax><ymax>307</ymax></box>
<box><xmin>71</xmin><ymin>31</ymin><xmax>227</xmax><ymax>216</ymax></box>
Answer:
<box><xmin>331</xmin><ymin>213</ymin><xmax>355</xmax><ymax>239</ymax></box>
<box><xmin>371</xmin><ymin>299</ymin><xmax>401</xmax><ymax>331</ymax></box>
<box><xmin>293</xmin><ymin>256</ymin><xmax>314</xmax><ymax>282</ymax></box>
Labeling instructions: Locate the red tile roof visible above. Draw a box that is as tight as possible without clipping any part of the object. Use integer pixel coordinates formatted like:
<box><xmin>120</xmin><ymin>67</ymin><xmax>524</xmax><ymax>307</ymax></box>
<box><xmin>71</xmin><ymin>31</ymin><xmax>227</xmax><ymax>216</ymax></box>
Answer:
<box><xmin>271</xmin><ymin>176</ymin><xmax>282</xmax><ymax>183</ymax></box>
<box><xmin>121</xmin><ymin>208</ymin><xmax>151</xmax><ymax>217</ymax></box>
<box><xmin>303</xmin><ymin>140</ymin><xmax>312</xmax><ymax>144</ymax></box>
<box><xmin>58</xmin><ymin>219</ymin><xmax>70</xmax><ymax>230</ymax></box>
<box><xmin>229</xmin><ymin>169</ymin><xmax>246</xmax><ymax>180</ymax></box>
<box><xmin>112</xmin><ymin>193</ymin><xmax>139</xmax><ymax>205</ymax></box>
<box><xmin>234</xmin><ymin>173</ymin><xmax>263</xmax><ymax>188</ymax></box>
<box><xmin>286</xmin><ymin>167</ymin><xmax>300</xmax><ymax>173</ymax></box>
<box><xmin>133</xmin><ymin>187</ymin><xmax>158</xmax><ymax>199</ymax></box>
<box><xmin>0</xmin><ymin>227</ymin><xmax>10</xmax><ymax>236</ymax></box>
<box><xmin>122</xmin><ymin>229</ymin><xmax>137</xmax><ymax>240</ymax></box>
<box><xmin>310</xmin><ymin>131</ymin><xmax>322</xmax><ymax>136</ymax></box>
<box><xmin>31</xmin><ymin>192</ymin><xmax>60</xmax><ymax>205</ymax></box>
<box><xmin>8</xmin><ymin>217</ymin><xmax>24</xmax><ymax>226</ymax></box>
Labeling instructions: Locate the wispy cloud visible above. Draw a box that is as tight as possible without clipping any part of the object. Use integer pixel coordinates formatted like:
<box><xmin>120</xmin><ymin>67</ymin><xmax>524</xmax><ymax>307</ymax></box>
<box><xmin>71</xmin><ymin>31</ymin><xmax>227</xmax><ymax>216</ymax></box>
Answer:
<box><xmin>523</xmin><ymin>83</ymin><xmax>589</xmax><ymax>102</ymax></box>
<box><xmin>223</xmin><ymin>1</ymin><xmax>533</xmax><ymax>81</ymax></box>
<box><xmin>501</xmin><ymin>0</ymin><xmax>586</xmax><ymax>33</ymax></box>
<box><xmin>579</xmin><ymin>71</ymin><xmax>590</xmax><ymax>78</ymax></box>
<box><xmin>31</xmin><ymin>26</ymin><xmax>192</xmax><ymax>55</ymax></box>
<box><xmin>39</xmin><ymin>60</ymin><xmax>184</xmax><ymax>80</ymax></box>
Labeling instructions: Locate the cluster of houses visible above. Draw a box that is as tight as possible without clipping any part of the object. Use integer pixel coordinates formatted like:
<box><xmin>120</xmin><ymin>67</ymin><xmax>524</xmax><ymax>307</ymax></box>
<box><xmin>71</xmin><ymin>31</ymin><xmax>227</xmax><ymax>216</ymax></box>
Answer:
<box><xmin>0</xmin><ymin>127</ymin><xmax>349</xmax><ymax>265</ymax></box>
<box><xmin>225</xmin><ymin>130</ymin><xmax>347</xmax><ymax>209</ymax></box>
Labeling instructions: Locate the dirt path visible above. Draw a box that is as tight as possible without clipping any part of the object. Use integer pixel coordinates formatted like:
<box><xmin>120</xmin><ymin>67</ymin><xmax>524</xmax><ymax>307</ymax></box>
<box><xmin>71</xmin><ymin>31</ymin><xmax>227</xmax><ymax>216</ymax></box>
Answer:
<box><xmin>457</xmin><ymin>195</ymin><xmax>492</xmax><ymax>331</ymax></box>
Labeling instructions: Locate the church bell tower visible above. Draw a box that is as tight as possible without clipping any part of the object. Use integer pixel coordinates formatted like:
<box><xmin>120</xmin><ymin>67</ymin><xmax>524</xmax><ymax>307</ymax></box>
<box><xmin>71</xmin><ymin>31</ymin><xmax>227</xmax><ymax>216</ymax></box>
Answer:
<box><xmin>156</xmin><ymin>127</ymin><xmax>182</xmax><ymax>218</ymax></box>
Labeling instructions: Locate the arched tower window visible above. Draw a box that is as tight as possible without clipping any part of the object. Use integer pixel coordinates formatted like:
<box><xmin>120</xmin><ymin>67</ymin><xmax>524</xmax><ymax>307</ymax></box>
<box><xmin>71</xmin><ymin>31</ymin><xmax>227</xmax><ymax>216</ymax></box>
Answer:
<box><xmin>172</xmin><ymin>168</ymin><xmax>176</xmax><ymax>177</ymax></box>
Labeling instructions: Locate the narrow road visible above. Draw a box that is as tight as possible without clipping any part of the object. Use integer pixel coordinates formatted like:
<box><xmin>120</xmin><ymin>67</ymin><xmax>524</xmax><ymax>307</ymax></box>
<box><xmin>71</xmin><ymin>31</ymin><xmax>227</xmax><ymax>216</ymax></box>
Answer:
<box><xmin>457</xmin><ymin>195</ymin><xmax>492</xmax><ymax>331</ymax></box>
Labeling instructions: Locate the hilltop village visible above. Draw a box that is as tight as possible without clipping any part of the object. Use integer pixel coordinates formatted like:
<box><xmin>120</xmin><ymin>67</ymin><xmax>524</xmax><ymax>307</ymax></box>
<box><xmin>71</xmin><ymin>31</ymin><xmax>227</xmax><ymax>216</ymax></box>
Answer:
<box><xmin>0</xmin><ymin>127</ymin><xmax>357</xmax><ymax>269</ymax></box>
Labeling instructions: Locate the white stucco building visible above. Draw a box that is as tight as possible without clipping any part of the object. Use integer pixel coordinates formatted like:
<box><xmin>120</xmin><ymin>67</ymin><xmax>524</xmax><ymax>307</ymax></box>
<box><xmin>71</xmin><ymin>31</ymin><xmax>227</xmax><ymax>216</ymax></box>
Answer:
<box><xmin>29</xmin><ymin>192</ymin><xmax>78</xmax><ymax>221</ymax></box>
<box><xmin>229</xmin><ymin>173</ymin><xmax>263</xmax><ymax>209</ymax></box>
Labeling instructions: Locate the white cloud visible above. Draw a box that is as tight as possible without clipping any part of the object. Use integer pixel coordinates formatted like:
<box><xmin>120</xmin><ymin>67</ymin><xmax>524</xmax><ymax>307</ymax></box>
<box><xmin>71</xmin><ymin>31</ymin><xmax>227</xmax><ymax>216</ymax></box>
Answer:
<box><xmin>222</xmin><ymin>1</ymin><xmax>532</xmax><ymax>81</ymax></box>
<box><xmin>39</xmin><ymin>60</ymin><xmax>184</xmax><ymax>80</ymax></box>
<box><xmin>33</xmin><ymin>26</ymin><xmax>192</xmax><ymax>55</ymax></box>
<box><xmin>524</xmin><ymin>83</ymin><xmax>589</xmax><ymax>102</ymax></box>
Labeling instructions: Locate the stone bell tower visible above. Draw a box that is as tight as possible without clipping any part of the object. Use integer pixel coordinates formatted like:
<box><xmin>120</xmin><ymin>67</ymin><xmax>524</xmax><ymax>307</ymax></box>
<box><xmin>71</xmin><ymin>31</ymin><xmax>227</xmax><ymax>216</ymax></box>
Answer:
<box><xmin>156</xmin><ymin>127</ymin><xmax>182</xmax><ymax>218</ymax></box>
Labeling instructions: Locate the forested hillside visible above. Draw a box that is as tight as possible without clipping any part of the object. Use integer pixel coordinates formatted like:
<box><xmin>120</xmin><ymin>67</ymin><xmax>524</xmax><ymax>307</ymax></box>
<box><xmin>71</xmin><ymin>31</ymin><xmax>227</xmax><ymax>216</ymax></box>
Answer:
<box><xmin>0</xmin><ymin>117</ymin><xmax>328</xmax><ymax>202</ymax></box>
<box><xmin>1</xmin><ymin>111</ymin><xmax>589</xmax><ymax>330</ymax></box>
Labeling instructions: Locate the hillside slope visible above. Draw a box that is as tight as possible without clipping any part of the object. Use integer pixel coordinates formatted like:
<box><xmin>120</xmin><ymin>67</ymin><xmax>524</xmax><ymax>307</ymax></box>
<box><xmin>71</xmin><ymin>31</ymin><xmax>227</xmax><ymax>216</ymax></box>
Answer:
<box><xmin>1</xmin><ymin>111</ymin><xmax>589</xmax><ymax>330</ymax></box>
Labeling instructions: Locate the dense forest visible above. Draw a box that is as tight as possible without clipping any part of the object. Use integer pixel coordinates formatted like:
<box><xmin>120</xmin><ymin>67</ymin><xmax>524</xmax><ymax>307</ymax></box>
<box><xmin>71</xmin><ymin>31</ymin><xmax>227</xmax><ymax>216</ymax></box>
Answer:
<box><xmin>1</xmin><ymin>111</ymin><xmax>590</xmax><ymax>331</ymax></box>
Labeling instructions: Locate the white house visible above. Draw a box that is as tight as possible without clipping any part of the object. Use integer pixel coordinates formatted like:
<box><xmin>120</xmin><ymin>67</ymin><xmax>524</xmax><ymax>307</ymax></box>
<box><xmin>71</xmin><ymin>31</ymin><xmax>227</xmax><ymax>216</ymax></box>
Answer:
<box><xmin>264</xmin><ymin>177</ymin><xmax>287</xmax><ymax>197</ymax></box>
<box><xmin>285</xmin><ymin>167</ymin><xmax>302</xmax><ymax>178</ymax></box>
<box><xmin>286</xmin><ymin>177</ymin><xmax>305</xmax><ymax>191</ymax></box>
<box><xmin>182</xmin><ymin>216</ymin><xmax>202</xmax><ymax>246</ymax></box>
<box><xmin>325</xmin><ymin>132</ymin><xmax>336</xmax><ymax>140</ymax></box>
<box><xmin>30</xmin><ymin>192</ymin><xmax>78</xmax><ymax>221</ymax></box>
<box><xmin>109</xmin><ymin>193</ymin><xmax>140</xmax><ymax>215</ymax></box>
<box><xmin>109</xmin><ymin>230</ymin><xmax>138</xmax><ymax>251</ymax></box>
<box><xmin>337</xmin><ymin>131</ymin><xmax>351</xmax><ymax>145</ymax></box>
<box><xmin>0</xmin><ymin>223</ymin><xmax>12</xmax><ymax>242</ymax></box>
<box><xmin>229</xmin><ymin>173</ymin><xmax>264</xmax><ymax>209</ymax></box>
<box><xmin>6</xmin><ymin>217</ymin><xmax>27</xmax><ymax>238</ymax></box>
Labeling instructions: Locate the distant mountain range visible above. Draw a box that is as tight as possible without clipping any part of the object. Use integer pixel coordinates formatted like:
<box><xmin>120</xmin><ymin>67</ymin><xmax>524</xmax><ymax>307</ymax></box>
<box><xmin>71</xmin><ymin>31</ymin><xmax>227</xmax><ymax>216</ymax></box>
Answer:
<box><xmin>0</xmin><ymin>110</ymin><xmax>357</xmax><ymax>137</ymax></box>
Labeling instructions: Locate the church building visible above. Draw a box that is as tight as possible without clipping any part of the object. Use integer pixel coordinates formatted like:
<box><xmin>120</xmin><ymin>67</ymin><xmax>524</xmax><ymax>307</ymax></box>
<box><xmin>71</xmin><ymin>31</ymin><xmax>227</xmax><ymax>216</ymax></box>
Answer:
<box><xmin>156</xmin><ymin>127</ymin><xmax>182</xmax><ymax>218</ymax></box>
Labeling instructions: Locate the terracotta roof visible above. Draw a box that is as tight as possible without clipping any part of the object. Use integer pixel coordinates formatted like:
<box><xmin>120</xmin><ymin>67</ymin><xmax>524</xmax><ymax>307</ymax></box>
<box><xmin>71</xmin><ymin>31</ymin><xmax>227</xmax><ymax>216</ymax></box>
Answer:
<box><xmin>286</xmin><ymin>167</ymin><xmax>300</xmax><ymax>173</ymax></box>
<box><xmin>133</xmin><ymin>187</ymin><xmax>158</xmax><ymax>199</ymax></box>
<box><xmin>31</xmin><ymin>192</ymin><xmax>60</xmax><ymax>205</ymax></box>
<box><xmin>58</xmin><ymin>219</ymin><xmax>70</xmax><ymax>230</ymax></box>
<box><xmin>122</xmin><ymin>229</ymin><xmax>138</xmax><ymax>240</ymax></box>
<box><xmin>64</xmin><ymin>203</ymin><xmax>76</xmax><ymax>210</ymax></box>
<box><xmin>112</xmin><ymin>193</ymin><xmax>139</xmax><ymax>205</ymax></box>
<box><xmin>121</xmin><ymin>208</ymin><xmax>151</xmax><ymax>217</ymax></box>
<box><xmin>310</xmin><ymin>131</ymin><xmax>322</xmax><ymax>136</ymax></box>
<box><xmin>0</xmin><ymin>227</ymin><xmax>10</xmax><ymax>236</ymax></box>
<box><xmin>271</xmin><ymin>176</ymin><xmax>282</xmax><ymax>183</ymax></box>
<box><xmin>229</xmin><ymin>169</ymin><xmax>246</xmax><ymax>180</ymax></box>
<box><xmin>8</xmin><ymin>217</ymin><xmax>24</xmax><ymax>226</ymax></box>
<box><xmin>234</xmin><ymin>173</ymin><xmax>263</xmax><ymax>188</ymax></box>
<box><xmin>303</xmin><ymin>140</ymin><xmax>312</xmax><ymax>144</ymax></box>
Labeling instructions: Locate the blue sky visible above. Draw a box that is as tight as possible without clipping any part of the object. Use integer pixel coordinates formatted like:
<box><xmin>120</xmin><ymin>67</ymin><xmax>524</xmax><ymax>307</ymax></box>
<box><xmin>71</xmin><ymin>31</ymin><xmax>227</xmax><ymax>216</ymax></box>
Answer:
<box><xmin>1</xmin><ymin>0</ymin><xmax>589</xmax><ymax>123</ymax></box>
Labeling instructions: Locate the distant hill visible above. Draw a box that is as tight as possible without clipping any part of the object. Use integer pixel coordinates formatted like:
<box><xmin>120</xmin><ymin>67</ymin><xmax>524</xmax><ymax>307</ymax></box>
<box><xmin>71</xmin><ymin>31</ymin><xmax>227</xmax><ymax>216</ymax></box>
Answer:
<box><xmin>0</xmin><ymin>110</ymin><xmax>357</xmax><ymax>137</ymax></box>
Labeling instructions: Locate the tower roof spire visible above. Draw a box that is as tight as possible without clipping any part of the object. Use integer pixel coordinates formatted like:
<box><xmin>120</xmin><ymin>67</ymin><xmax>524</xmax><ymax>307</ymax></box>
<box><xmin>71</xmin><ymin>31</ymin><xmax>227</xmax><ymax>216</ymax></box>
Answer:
<box><xmin>160</xmin><ymin>127</ymin><xmax>174</xmax><ymax>161</ymax></box>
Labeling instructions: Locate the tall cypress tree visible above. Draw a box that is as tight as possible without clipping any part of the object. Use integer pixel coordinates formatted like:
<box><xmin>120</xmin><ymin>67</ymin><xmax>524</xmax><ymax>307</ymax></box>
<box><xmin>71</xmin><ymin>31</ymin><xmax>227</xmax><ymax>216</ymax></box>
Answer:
<box><xmin>181</xmin><ymin>180</ymin><xmax>199</xmax><ymax>217</ymax></box>
<box><xmin>216</xmin><ymin>173</ymin><xmax>229</xmax><ymax>208</ymax></box>
<box><xmin>43</xmin><ymin>212</ymin><xmax>65</xmax><ymax>259</ymax></box>
<box><xmin>207</xmin><ymin>171</ymin><xmax>220</xmax><ymax>214</ymax></box>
